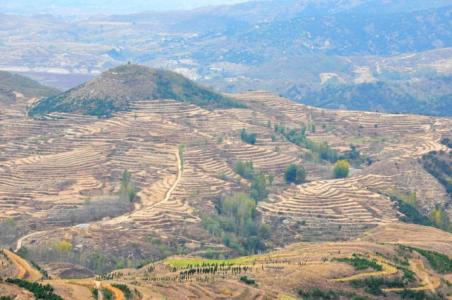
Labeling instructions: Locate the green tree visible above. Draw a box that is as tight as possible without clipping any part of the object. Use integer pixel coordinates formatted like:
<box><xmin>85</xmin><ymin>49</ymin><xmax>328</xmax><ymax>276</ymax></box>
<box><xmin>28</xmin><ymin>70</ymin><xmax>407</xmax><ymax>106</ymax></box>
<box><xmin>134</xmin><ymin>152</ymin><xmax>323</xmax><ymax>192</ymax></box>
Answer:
<box><xmin>120</xmin><ymin>170</ymin><xmax>137</xmax><ymax>202</ymax></box>
<box><xmin>284</xmin><ymin>164</ymin><xmax>307</xmax><ymax>184</ymax></box>
<box><xmin>334</xmin><ymin>160</ymin><xmax>350</xmax><ymax>178</ymax></box>
<box><xmin>250</xmin><ymin>174</ymin><xmax>269</xmax><ymax>201</ymax></box>
<box><xmin>202</xmin><ymin>193</ymin><xmax>268</xmax><ymax>254</ymax></box>
<box><xmin>235</xmin><ymin>160</ymin><xmax>255</xmax><ymax>180</ymax></box>
<box><xmin>240</xmin><ymin>129</ymin><xmax>257</xmax><ymax>145</ymax></box>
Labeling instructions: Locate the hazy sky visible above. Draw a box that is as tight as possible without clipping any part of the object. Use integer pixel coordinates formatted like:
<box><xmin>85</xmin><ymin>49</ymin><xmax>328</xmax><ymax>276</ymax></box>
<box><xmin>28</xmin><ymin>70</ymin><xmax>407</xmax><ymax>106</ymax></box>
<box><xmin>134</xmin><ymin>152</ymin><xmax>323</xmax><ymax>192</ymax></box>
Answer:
<box><xmin>0</xmin><ymin>0</ymin><xmax>253</xmax><ymax>15</ymax></box>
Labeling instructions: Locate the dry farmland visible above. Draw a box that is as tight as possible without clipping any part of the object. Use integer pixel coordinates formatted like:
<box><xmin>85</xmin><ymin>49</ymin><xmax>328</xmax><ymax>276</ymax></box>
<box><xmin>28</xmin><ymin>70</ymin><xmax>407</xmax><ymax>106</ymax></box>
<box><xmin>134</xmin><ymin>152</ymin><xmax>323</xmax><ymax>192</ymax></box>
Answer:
<box><xmin>1</xmin><ymin>89</ymin><xmax>451</xmax><ymax>299</ymax></box>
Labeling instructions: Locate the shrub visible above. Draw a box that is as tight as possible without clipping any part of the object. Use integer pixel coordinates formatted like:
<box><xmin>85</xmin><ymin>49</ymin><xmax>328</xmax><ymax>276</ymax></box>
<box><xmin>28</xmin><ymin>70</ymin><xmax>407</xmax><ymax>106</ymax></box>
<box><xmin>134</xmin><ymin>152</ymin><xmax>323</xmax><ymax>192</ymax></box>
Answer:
<box><xmin>351</xmin><ymin>277</ymin><xmax>404</xmax><ymax>295</ymax></box>
<box><xmin>102</xmin><ymin>288</ymin><xmax>113</xmax><ymax>300</ymax></box>
<box><xmin>440</xmin><ymin>137</ymin><xmax>452</xmax><ymax>148</ymax></box>
<box><xmin>405</xmin><ymin>246</ymin><xmax>452</xmax><ymax>274</ymax></box>
<box><xmin>240</xmin><ymin>129</ymin><xmax>257</xmax><ymax>145</ymax></box>
<box><xmin>250</xmin><ymin>173</ymin><xmax>269</xmax><ymax>201</ymax></box>
<box><xmin>277</xmin><ymin>125</ymin><xmax>338</xmax><ymax>163</ymax></box>
<box><xmin>284</xmin><ymin>164</ymin><xmax>306</xmax><ymax>184</ymax></box>
<box><xmin>202</xmin><ymin>193</ymin><xmax>269</xmax><ymax>254</ymax></box>
<box><xmin>336</xmin><ymin>254</ymin><xmax>382</xmax><ymax>271</ymax></box>
<box><xmin>112</xmin><ymin>284</ymin><xmax>133</xmax><ymax>299</ymax></box>
<box><xmin>298</xmin><ymin>288</ymin><xmax>369</xmax><ymax>300</ymax></box>
<box><xmin>235</xmin><ymin>160</ymin><xmax>255</xmax><ymax>180</ymax></box>
<box><xmin>398</xmin><ymin>289</ymin><xmax>442</xmax><ymax>300</ymax></box>
<box><xmin>120</xmin><ymin>170</ymin><xmax>137</xmax><ymax>202</ymax></box>
<box><xmin>333</xmin><ymin>160</ymin><xmax>350</xmax><ymax>178</ymax></box>
<box><xmin>6</xmin><ymin>278</ymin><xmax>63</xmax><ymax>300</ymax></box>
<box><xmin>240</xmin><ymin>275</ymin><xmax>256</xmax><ymax>285</ymax></box>
<box><xmin>430</xmin><ymin>205</ymin><xmax>451</xmax><ymax>231</ymax></box>
<box><xmin>387</xmin><ymin>190</ymin><xmax>434</xmax><ymax>227</ymax></box>
<box><xmin>54</xmin><ymin>240</ymin><xmax>73</xmax><ymax>253</ymax></box>
<box><xmin>91</xmin><ymin>288</ymin><xmax>99</xmax><ymax>298</ymax></box>
<box><xmin>421</xmin><ymin>151</ymin><xmax>452</xmax><ymax>196</ymax></box>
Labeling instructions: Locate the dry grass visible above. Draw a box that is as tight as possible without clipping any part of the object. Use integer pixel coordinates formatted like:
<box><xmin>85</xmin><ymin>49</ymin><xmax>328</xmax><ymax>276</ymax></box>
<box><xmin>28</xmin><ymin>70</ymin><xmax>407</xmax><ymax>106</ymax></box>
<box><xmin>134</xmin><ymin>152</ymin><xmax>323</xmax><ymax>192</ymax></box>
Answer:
<box><xmin>1</xmin><ymin>90</ymin><xmax>451</xmax><ymax>298</ymax></box>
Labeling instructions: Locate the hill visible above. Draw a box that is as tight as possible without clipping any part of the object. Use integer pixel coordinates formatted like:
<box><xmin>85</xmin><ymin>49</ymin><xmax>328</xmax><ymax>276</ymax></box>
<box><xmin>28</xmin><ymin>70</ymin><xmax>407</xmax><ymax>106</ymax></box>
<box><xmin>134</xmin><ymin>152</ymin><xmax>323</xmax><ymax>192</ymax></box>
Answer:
<box><xmin>28</xmin><ymin>64</ymin><xmax>244</xmax><ymax>117</ymax></box>
<box><xmin>287</xmin><ymin>77</ymin><xmax>452</xmax><ymax>116</ymax></box>
<box><xmin>0</xmin><ymin>71</ymin><xmax>59</xmax><ymax>104</ymax></box>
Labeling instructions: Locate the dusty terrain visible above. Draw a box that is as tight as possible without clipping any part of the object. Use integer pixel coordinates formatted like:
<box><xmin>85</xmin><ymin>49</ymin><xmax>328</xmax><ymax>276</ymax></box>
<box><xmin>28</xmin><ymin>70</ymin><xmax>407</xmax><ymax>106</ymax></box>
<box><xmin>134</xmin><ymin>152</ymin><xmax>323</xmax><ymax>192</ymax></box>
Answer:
<box><xmin>1</xmin><ymin>223</ymin><xmax>452</xmax><ymax>299</ymax></box>
<box><xmin>1</xmin><ymin>85</ymin><xmax>451</xmax><ymax>298</ymax></box>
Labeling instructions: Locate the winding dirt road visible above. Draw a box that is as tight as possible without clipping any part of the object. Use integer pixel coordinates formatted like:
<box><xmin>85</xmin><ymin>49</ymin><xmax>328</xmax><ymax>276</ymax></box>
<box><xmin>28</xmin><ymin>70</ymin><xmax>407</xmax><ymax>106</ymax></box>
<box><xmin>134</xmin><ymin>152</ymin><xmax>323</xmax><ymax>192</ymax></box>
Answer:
<box><xmin>383</xmin><ymin>258</ymin><xmax>441</xmax><ymax>293</ymax></box>
<box><xmin>3</xmin><ymin>249</ymin><xmax>42</xmax><ymax>281</ymax></box>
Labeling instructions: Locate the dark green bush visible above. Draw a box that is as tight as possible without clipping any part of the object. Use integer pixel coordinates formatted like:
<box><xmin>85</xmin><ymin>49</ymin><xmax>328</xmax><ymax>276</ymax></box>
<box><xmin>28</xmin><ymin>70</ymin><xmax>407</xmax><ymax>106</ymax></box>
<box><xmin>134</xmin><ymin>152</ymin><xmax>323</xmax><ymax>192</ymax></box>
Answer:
<box><xmin>405</xmin><ymin>246</ymin><xmax>452</xmax><ymax>274</ymax></box>
<box><xmin>351</xmin><ymin>277</ymin><xmax>404</xmax><ymax>295</ymax></box>
<box><xmin>202</xmin><ymin>193</ymin><xmax>269</xmax><ymax>255</ymax></box>
<box><xmin>235</xmin><ymin>160</ymin><xmax>255</xmax><ymax>180</ymax></box>
<box><xmin>240</xmin><ymin>129</ymin><xmax>257</xmax><ymax>145</ymax></box>
<box><xmin>6</xmin><ymin>278</ymin><xmax>63</xmax><ymax>300</ymax></box>
<box><xmin>240</xmin><ymin>275</ymin><xmax>256</xmax><ymax>285</ymax></box>
<box><xmin>284</xmin><ymin>164</ymin><xmax>306</xmax><ymax>184</ymax></box>
<box><xmin>336</xmin><ymin>254</ymin><xmax>382</xmax><ymax>271</ymax></box>
<box><xmin>112</xmin><ymin>284</ymin><xmax>133</xmax><ymax>300</ymax></box>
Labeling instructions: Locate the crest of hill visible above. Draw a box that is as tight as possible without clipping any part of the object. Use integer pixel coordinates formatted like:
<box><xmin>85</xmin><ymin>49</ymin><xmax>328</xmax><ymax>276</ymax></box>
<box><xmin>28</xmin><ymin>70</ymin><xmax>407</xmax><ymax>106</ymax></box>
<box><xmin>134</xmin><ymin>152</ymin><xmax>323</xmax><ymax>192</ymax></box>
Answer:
<box><xmin>28</xmin><ymin>64</ymin><xmax>245</xmax><ymax>117</ymax></box>
<box><xmin>0</xmin><ymin>71</ymin><xmax>59</xmax><ymax>104</ymax></box>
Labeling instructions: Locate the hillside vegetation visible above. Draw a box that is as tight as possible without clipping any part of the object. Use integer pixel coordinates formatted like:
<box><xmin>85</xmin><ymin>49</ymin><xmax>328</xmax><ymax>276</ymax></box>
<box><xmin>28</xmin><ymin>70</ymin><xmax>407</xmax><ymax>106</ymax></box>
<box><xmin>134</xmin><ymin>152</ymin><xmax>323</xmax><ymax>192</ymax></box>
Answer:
<box><xmin>0</xmin><ymin>71</ymin><xmax>59</xmax><ymax>104</ymax></box>
<box><xmin>288</xmin><ymin>79</ymin><xmax>452</xmax><ymax>116</ymax></box>
<box><xmin>28</xmin><ymin>64</ymin><xmax>245</xmax><ymax>117</ymax></box>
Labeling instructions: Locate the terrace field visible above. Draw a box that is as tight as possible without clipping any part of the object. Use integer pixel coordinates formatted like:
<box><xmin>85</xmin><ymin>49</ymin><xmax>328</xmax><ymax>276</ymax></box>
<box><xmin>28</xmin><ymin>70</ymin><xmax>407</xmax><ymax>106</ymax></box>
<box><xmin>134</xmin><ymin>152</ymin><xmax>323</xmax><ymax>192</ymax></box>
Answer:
<box><xmin>0</xmin><ymin>67</ymin><xmax>451</xmax><ymax>299</ymax></box>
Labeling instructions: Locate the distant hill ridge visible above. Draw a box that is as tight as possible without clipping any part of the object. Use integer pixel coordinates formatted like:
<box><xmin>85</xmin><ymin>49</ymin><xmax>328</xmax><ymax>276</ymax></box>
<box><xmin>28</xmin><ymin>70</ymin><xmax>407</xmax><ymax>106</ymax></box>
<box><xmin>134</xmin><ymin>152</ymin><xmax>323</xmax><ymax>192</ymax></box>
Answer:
<box><xmin>0</xmin><ymin>71</ymin><xmax>59</xmax><ymax>104</ymax></box>
<box><xmin>28</xmin><ymin>64</ymin><xmax>245</xmax><ymax>117</ymax></box>
<box><xmin>286</xmin><ymin>78</ymin><xmax>452</xmax><ymax>116</ymax></box>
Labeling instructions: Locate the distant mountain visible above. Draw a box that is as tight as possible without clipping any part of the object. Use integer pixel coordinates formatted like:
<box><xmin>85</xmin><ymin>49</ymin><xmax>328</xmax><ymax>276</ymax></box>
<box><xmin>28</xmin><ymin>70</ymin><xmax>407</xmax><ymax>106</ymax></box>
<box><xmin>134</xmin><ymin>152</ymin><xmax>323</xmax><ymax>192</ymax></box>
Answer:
<box><xmin>286</xmin><ymin>76</ymin><xmax>452</xmax><ymax>116</ymax></box>
<box><xmin>238</xmin><ymin>5</ymin><xmax>452</xmax><ymax>56</ymax></box>
<box><xmin>0</xmin><ymin>0</ymin><xmax>249</xmax><ymax>15</ymax></box>
<box><xmin>3</xmin><ymin>0</ymin><xmax>452</xmax><ymax>116</ymax></box>
<box><xmin>0</xmin><ymin>71</ymin><xmax>59</xmax><ymax>104</ymax></box>
<box><xmin>28</xmin><ymin>64</ymin><xmax>244</xmax><ymax>117</ymax></box>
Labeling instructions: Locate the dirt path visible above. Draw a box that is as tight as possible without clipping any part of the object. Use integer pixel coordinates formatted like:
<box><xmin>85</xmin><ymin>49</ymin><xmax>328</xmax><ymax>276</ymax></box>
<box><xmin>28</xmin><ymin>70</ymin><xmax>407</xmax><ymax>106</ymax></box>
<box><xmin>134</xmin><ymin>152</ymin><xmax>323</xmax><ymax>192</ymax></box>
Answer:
<box><xmin>102</xmin><ymin>147</ymin><xmax>183</xmax><ymax>226</ymax></box>
<box><xmin>15</xmin><ymin>230</ymin><xmax>46</xmax><ymax>253</ymax></box>
<box><xmin>4</xmin><ymin>249</ymin><xmax>41</xmax><ymax>281</ymax></box>
<box><xmin>383</xmin><ymin>258</ymin><xmax>441</xmax><ymax>293</ymax></box>
<box><xmin>334</xmin><ymin>255</ymin><xmax>398</xmax><ymax>282</ymax></box>
<box><xmin>102</xmin><ymin>283</ymin><xmax>125</xmax><ymax>300</ymax></box>
<box><xmin>162</xmin><ymin>148</ymin><xmax>182</xmax><ymax>203</ymax></box>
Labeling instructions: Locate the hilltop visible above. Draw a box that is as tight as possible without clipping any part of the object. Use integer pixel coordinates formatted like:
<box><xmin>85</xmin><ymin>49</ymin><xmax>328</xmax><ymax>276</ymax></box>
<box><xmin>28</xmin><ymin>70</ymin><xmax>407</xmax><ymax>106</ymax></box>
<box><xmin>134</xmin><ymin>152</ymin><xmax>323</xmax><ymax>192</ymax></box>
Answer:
<box><xmin>0</xmin><ymin>71</ymin><xmax>59</xmax><ymax>104</ymax></box>
<box><xmin>28</xmin><ymin>64</ymin><xmax>244</xmax><ymax>117</ymax></box>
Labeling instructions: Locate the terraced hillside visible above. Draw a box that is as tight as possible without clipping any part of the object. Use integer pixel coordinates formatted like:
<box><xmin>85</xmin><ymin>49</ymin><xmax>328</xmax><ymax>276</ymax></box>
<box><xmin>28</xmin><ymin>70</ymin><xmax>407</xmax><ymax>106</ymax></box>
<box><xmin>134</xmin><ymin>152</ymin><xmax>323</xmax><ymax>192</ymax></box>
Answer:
<box><xmin>1</xmin><ymin>70</ymin><xmax>451</xmax><ymax>285</ymax></box>
<box><xmin>2</xmin><ymin>223</ymin><xmax>452</xmax><ymax>299</ymax></box>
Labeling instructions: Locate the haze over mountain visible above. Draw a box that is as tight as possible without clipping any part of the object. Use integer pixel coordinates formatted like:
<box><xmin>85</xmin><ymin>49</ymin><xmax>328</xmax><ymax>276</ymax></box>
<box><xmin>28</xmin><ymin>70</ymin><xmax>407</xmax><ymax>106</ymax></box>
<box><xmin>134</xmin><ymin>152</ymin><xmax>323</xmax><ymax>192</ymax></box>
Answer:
<box><xmin>1</xmin><ymin>0</ymin><xmax>451</xmax><ymax>116</ymax></box>
<box><xmin>0</xmin><ymin>0</ymin><xmax>251</xmax><ymax>15</ymax></box>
